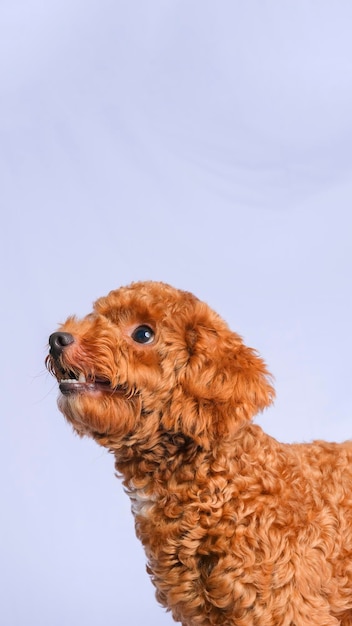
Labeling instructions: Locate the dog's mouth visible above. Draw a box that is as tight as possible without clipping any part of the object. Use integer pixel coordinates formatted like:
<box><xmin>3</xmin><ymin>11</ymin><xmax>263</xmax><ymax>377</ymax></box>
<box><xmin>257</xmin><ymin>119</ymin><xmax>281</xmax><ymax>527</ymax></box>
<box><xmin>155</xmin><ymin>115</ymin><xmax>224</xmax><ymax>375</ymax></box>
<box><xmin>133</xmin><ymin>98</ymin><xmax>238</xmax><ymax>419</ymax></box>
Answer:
<box><xmin>59</xmin><ymin>371</ymin><xmax>111</xmax><ymax>395</ymax></box>
<box><xmin>51</xmin><ymin>364</ymin><xmax>125</xmax><ymax>396</ymax></box>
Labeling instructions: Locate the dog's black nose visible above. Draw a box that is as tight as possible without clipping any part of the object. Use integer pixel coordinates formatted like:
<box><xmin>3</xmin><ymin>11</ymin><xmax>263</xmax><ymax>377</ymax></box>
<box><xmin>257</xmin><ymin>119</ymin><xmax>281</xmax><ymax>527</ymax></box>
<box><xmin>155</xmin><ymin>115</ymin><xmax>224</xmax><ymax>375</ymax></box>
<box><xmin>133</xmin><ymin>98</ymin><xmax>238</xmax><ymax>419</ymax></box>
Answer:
<box><xmin>49</xmin><ymin>332</ymin><xmax>75</xmax><ymax>358</ymax></box>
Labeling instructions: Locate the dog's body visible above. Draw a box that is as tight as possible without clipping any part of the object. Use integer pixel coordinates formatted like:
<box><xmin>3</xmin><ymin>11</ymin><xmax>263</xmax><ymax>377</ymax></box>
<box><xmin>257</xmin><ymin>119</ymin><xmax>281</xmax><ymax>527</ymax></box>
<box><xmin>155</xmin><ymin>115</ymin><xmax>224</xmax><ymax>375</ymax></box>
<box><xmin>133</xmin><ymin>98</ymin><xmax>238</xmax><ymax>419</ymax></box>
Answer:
<box><xmin>47</xmin><ymin>281</ymin><xmax>352</xmax><ymax>625</ymax></box>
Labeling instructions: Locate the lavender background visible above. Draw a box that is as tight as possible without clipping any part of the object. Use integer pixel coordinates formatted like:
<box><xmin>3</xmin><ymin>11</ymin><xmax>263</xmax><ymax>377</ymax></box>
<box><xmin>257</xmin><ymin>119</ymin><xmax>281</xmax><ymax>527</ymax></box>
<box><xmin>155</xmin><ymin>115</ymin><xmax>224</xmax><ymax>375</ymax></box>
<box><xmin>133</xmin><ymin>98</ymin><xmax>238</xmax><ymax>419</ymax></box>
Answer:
<box><xmin>1</xmin><ymin>2</ymin><xmax>352</xmax><ymax>624</ymax></box>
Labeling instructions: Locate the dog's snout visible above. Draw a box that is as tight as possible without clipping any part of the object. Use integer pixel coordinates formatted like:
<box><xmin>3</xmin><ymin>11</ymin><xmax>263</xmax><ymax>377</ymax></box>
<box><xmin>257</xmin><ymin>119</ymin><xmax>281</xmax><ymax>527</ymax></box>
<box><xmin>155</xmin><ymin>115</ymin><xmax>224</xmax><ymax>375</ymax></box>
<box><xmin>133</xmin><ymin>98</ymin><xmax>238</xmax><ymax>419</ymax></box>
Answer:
<box><xmin>49</xmin><ymin>332</ymin><xmax>75</xmax><ymax>358</ymax></box>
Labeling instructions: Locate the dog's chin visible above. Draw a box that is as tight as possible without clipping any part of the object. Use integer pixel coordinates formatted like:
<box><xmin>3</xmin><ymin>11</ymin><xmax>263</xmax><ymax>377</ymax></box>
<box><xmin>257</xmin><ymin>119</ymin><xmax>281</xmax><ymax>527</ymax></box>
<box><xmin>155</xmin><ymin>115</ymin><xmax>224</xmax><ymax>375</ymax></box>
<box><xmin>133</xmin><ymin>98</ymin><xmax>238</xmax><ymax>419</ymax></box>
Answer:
<box><xmin>57</xmin><ymin>388</ymin><xmax>140</xmax><ymax>439</ymax></box>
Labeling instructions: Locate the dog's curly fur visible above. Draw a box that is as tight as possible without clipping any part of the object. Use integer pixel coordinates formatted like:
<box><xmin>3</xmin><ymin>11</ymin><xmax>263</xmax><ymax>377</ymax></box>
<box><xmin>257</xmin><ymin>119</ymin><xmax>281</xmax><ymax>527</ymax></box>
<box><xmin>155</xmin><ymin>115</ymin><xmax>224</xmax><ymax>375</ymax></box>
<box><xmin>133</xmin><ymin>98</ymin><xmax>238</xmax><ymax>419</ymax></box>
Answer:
<box><xmin>47</xmin><ymin>281</ymin><xmax>352</xmax><ymax>626</ymax></box>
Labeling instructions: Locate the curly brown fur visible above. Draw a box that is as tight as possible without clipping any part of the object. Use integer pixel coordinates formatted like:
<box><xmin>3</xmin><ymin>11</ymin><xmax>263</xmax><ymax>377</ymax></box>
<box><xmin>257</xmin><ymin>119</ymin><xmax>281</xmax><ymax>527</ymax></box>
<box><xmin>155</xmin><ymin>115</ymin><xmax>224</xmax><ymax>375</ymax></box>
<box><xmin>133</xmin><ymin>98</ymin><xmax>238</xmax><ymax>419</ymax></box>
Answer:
<box><xmin>46</xmin><ymin>281</ymin><xmax>352</xmax><ymax>626</ymax></box>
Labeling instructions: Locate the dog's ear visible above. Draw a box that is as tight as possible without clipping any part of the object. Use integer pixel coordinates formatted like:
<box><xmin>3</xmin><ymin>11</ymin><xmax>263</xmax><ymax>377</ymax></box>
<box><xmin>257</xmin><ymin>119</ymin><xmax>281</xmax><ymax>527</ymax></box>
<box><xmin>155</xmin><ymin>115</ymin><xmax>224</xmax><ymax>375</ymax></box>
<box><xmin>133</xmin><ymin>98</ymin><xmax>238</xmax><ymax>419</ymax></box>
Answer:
<box><xmin>170</xmin><ymin>302</ymin><xmax>275</xmax><ymax>445</ymax></box>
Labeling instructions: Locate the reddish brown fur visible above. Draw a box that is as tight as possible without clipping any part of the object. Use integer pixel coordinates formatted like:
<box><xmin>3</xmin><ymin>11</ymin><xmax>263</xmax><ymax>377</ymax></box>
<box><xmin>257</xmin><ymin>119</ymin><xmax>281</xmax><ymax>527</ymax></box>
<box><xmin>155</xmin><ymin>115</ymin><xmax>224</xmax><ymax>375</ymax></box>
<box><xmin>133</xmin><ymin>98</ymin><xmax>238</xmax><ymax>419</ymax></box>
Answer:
<box><xmin>47</xmin><ymin>281</ymin><xmax>352</xmax><ymax>625</ymax></box>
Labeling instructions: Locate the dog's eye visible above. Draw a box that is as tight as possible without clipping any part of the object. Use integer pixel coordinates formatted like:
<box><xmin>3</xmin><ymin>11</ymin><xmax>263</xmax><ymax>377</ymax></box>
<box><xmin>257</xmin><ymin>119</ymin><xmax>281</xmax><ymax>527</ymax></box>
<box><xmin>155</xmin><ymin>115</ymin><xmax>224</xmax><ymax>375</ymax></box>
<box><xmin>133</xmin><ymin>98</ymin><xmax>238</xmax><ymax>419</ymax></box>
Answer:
<box><xmin>131</xmin><ymin>325</ymin><xmax>155</xmax><ymax>344</ymax></box>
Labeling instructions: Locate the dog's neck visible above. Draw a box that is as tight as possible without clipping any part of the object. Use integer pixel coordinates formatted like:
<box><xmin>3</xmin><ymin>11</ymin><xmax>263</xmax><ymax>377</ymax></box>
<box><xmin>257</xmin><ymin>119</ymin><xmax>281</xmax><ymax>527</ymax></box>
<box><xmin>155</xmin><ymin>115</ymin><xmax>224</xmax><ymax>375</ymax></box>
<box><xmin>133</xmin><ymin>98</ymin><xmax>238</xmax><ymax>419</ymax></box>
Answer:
<box><xmin>92</xmin><ymin>421</ymin><xmax>285</xmax><ymax>573</ymax></box>
<box><xmin>94</xmin><ymin>421</ymin><xmax>275</xmax><ymax>504</ymax></box>
<box><xmin>113</xmin><ymin>430</ymin><xmax>202</xmax><ymax>483</ymax></box>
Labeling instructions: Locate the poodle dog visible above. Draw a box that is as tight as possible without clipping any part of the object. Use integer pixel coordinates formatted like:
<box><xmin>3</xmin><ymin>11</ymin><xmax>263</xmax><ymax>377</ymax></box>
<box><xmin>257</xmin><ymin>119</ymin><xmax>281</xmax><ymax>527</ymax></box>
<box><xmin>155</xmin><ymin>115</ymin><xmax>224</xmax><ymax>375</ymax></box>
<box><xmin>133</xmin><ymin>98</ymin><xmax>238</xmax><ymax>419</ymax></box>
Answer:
<box><xmin>46</xmin><ymin>281</ymin><xmax>352</xmax><ymax>626</ymax></box>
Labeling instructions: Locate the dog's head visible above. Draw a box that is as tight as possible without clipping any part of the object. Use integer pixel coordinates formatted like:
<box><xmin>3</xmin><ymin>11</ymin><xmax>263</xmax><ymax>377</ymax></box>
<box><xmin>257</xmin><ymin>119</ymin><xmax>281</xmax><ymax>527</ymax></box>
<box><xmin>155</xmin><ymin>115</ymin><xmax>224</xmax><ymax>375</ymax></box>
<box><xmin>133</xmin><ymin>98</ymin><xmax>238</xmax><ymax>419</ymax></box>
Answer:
<box><xmin>46</xmin><ymin>281</ymin><xmax>274</xmax><ymax>448</ymax></box>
